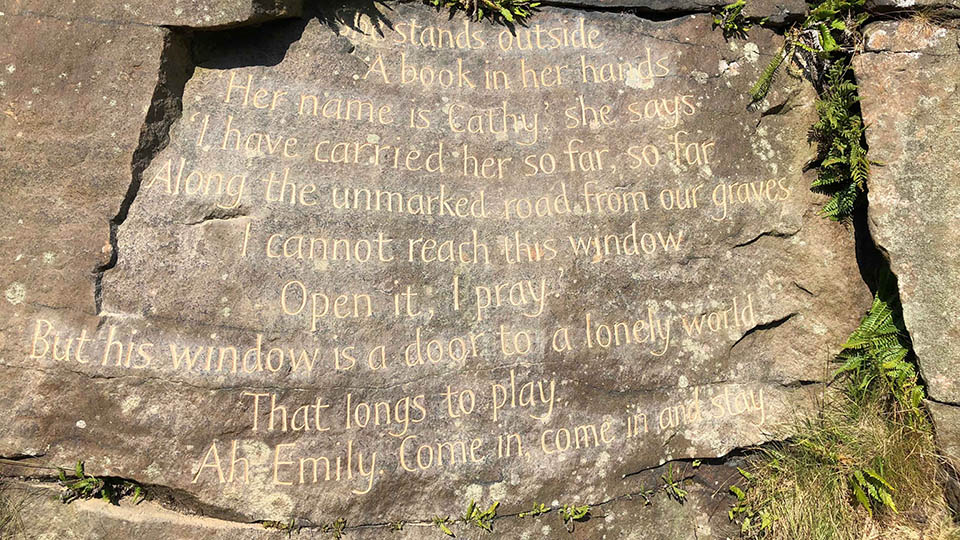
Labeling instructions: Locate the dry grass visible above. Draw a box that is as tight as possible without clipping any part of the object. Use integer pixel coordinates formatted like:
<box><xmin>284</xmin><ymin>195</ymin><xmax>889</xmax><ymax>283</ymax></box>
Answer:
<box><xmin>731</xmin><ymin>394</ymin><xmax>960</xmax><ymax>540</ymax></box>
<box><xmin>0</xmin><ymin>480</ymin><xmax>25</xmax><ymax>539</ymax></box>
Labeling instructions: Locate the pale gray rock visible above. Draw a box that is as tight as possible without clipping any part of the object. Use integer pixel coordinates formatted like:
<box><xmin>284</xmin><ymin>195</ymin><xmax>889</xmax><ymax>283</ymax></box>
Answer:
<box><xmin>0</xmin><ymin>12</ymin><xmax>167</xmax><ymax>316</ymax></box>
<box><xmin>857</xmin><ymin>21</ymin><xmax>960</xmax><ymax>490</ymax></box>
<box><xmin>857</xmin><ymin>20</ymin><xmax>960</xmax><ymax>407</ymax></box>
<box><xmin>865</xmin><ymin>0</ymin><xmax>960</xmax><ymax>12</ymax></box>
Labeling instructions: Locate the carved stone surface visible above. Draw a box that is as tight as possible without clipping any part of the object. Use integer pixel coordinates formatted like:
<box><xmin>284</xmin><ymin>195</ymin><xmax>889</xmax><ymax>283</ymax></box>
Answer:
<box><xmin>857</xmin><ymin>19</ymin><xmax>960</xmax><ymax>459</ymax></box>
<box><xmin>0</xmin><ymin>2</ymin><xmax>872</xmax><ymax>536</ymax></box>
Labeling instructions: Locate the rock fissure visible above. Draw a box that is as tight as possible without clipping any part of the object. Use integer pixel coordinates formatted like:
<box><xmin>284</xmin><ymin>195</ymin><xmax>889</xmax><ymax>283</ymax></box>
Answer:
<box><xmin>540</xmin><ymin>0</ymin><xmax>715</xmax><ymax>20</ymax></box>
<box><xmin>731</xmin><ymin>228</ymin><xmax>800</xmax><ymax>249</ymax></box>
<box><xmin>93</xmin><ymin>30</ymin><xmax>194</xmax><ymax>316</ymax></box>
<box><xmin>730</xmin><ymin>311</ymin><xmax>798</xmax><ymax>349</ymax></box>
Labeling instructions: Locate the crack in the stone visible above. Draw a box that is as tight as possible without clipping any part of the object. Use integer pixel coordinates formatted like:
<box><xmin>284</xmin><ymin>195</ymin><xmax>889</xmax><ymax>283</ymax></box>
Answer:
<box><xmin>3</xmin><ymin>470</ymin><xmax>723</xmax><ymax>534</ymax></box>
<box><xmin>730</xmin><ymin>311</ymin><xmax>798</xmax><ymax>349</ymax></box>
<box><xmin>622</xmin><ymin>453</ymin><xmax>731</xmax><ymax>479</ymax></box>
<box><xmin>865</xmin><ymin>48</ymin><xmax>955</xmax><ymax>57</ymax></box>
<box><xmin>778</xmin><ymin>378</ymin><xmax>821</xmax><ymax>388</ymax></box>
<box><xmin>793</xmin><ymin>280</ymin><xmax>816</xmax><ymax>296</ymax></box>
<box><xmin>538</xmin><ymin>0</ymin><xmax>802</xmax><ymax>29</ymax></box>
<box><xmin>541</xmin><ymin>0</ymin><xmax>714</xmax><ymax>21</ymax></box>
<box><xmin>92</xmin><ymin>30</ymin><xmax>194</xmax><ymax>316</ymax></box>
<box><xmin>927</xmin><ymin>396</ymin><xmax>960</xmax><ymax>408</ymax></box>
<box><xmin>0</xmin><ymin>454</ymin><xmax>47</xmax><ymax>464</ymax></box>
<box><xmin>2</xmin><ymin>473</ymin><xmax>253</xmax><ymax>524</ymax></box>
<box><xmin>756</xmin><ymin>88</ymin><xmax>803</xmax><ymax>126</ymax></box>
<box><xmin>731</xmin><ymin>227</ymin><xmax>800</xmax><ymax>249</ymax></box>
<box><xmin>182</xmin><ymin>207</ymin><xmax>250</xmax><ymax>226</ymax></box>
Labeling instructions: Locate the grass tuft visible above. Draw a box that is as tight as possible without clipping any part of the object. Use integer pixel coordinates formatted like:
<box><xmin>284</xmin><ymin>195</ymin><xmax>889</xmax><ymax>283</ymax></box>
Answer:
<box><xmin>0</xmin><ymin>481</ymin><xmax>25</xmax><ymax>539</ymax></box>
<box><xmin>730</xmin><ymin>280</ymin><xmax>960</xmax><ymax>539</ymax></box>
<box><xmin>731</xmin><ymin>395</ymin><xmax>959</xmax><ymax>539</ymax></box>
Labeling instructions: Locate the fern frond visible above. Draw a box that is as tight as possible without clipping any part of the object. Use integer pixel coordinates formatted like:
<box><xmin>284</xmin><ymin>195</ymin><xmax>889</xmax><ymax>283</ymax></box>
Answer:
<box><xmin>819</xmin><ymin>181</ymin><xmax>858</xmax><ymax>220</ymax></box>
<box><xmin>750</xmin><ymin>44</ymin><xmax>787</xmax><ymax>102</ymax></box>
<box><xmin>836</xmin><ymin>279</ymin><xmax>919</xmax><ymax>413</ymax></box>
<box><xmin>811</xmin><ymin>172</ymin><xmax>846</xmax><ymax>189</ymax></box>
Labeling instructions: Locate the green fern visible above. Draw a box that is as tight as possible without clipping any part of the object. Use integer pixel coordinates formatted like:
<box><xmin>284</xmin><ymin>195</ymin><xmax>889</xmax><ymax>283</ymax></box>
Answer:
<box><xmin>835</xmin><ymin>278</ymin><xmax>922</xmax><ymax>414</ymax></box>
<box><xmin>809</xmin><ymin>60</ymin><xmax>869</xmax><ymax>220</ymax></box>
<box><xmin>739</xmin><ymin>0</ymin><xmax>873</xmax><ymax>222</ymax></box>
<box><xmin>749</xmin><ymin>41</ymin><xmax>790</xmax><ymax>102</ymax></box>
<box><xmin>805</xmin><ymin>0</ymin><xmax>869</xmax><ymax>56</ymax></box>
<box><xmin>425</xmin><ymin>0</ymin><xmax>540</xmax><ymax>23</ymax></box>
<box><xmin>713</xmin><ymin>0</ymin><xmax>757</xmax><ymax>39</ymax></box>
<box><xmin>748</xmin><ymin>0</ymin><xmax>864</xmax><ymax>102</ymax></box>
<box><xmin>850</xmin><ymin>463</ymin><xmax>897</xmax><ymax>516</ymax></box>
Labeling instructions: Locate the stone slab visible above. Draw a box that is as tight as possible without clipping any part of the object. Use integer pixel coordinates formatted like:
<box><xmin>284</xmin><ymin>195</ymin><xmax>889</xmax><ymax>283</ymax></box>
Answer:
<box><xmin>0</xmin><ymin>1</ymin><xmax>870</xmax><ymax>532</ymax></box>
<box><xmin>857</xmin><ymin>20</ymin><xmax>960</xmax><ymax>407</ymax></box>
<box><xmin>0</xmin><ymin>13</ymin><xmax>166</xmax><ymax>315</ymax></box>
<box><xmin>5</xmin><ymin>0</ymin><xmax>303</xmax><ymax>29</ymax></box>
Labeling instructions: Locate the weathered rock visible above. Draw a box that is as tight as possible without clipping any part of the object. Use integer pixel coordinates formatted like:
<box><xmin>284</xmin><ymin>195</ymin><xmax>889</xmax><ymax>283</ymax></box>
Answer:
<box><xmin>2</xmin><ymin>481</ymin><xmax>280</xmax><ymax>539</ymax></box>
<box><xmin>856</xmin><ymin>21</ymin><xmax>960</xmax><ymax>441</ymax></box>
<box><xmin>0</xmin><ymin>13</ymin><xmax>167</xmax><ymax>316</ymax></box>
<box><xmin>865</xmin><ymin>0</ymin><xmax>960</xmax><ymax>13</ymax></box>
<box><xmin>6</xmin><ymin>0</ymin><xmax>303</xmax><ymax>29</ymax></box>
<box><xmin>2</xmin><ymin>467</ymin><xmax>737</xmax><ymax>538</ymax></box>
<box><xmin>1</xmin><ymin>1</ymin><xmax>870</xmax><ymax>535</ymax></box>
<box><xmin>547</xmin><ymin>0</ymin><xmax>807</xmax><ymax>23</ymax></box>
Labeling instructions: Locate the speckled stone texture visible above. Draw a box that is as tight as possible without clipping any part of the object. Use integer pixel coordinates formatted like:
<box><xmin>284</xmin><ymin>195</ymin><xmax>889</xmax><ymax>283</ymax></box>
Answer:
<box><xmin>0</xmin><ymin>2</ymin><xmax>874</xmax><ymax>537</ymax></box>
<box><xmin>857</xmin><ymin>19</ymin><xmax>960</xmax><ymax>463</ymax></box>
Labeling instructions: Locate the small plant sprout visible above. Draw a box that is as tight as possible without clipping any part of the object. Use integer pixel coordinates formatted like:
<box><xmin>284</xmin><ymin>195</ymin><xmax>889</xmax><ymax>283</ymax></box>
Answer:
<box><xmin>390</xmin><ymin>519</ymin><xmax>405</xmax><ymax>531</ymax></box>
<box><xmin>517</xmin><ymin>502</ymin><xmax>551</xmax><ymax>518</ymax></box>
<box><xmin>558</xmin><ymin>504</ymin><xmax>590</xmax><ymax>532</ymax></box>
<box><xmin>261</xmin><ymin>518</ymin><xmax>299</xmax><ymax>535</ymax></box>
<box><xmin>661</xmin><ymin>463</ymin><xmax>689</xmax><ymax>503</ymax></box>
<box><xmin>433</xmin><ymin>515</ymin><xmax>455</xmax><ymax>537</ymax></box>
<box><xmin>638</xmin><ymin>485</ymin><xmax>656</xmax><ymax>506</ymax></box>
<box><xmin>712</xmin><ymin>0</ymin><xmax>758</xmax><ymax>39</ymax></box>
<box><xmin>57</xmin><ymin>461</ymin><xmax>143</xmax><ymax>505</ymax></box>
<box><xmin>462</xmin><ymin>499</ymin><xmax>499</xmax><ymax>531</ymax></box>
<box><xmin>331</xmin><ymin>517</ymin><xmax>347</xmax><ymax>539</ymax></box>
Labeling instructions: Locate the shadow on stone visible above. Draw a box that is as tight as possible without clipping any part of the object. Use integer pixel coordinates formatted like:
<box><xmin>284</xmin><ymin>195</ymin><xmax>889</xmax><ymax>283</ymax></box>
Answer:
<box><xmin>191</xmin><ymin>17</ymin><xmax>313</xmax><ymax>69</ymax></box>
